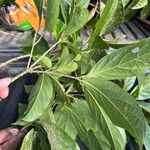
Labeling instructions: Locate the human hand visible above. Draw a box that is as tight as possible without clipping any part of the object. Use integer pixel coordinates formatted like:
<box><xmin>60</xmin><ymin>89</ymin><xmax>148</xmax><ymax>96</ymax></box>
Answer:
<box><xmin>0</xmin><ymin>78</ymin><xmax>11</xmax><ymax>101</ymax></box>
<box><xmin>0</xmin><ymin>127</ymin><xmax>27</xmax><ymax>150</ymax></box>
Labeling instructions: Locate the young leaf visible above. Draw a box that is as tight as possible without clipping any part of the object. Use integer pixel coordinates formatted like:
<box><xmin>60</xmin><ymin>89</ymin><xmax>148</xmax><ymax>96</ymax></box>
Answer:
<box><xmin>86</xmin><ymin>43</ymin><xmax>150</xmax><ymax>80</ymax></box>
<box><xmin>45</xmin><ymin>0</ymin><xmax>60</xmax><ymax>31</ymax></box>
<box><xmin>20</xmin><ymin>129</ymin><xmax>35</xmax><ymax>150</ymax></box>
<box><xmin>60</xmin><ymin>0</ymin><xmax>70</xmax><ymax>24</ymax></box>
<box><xmin>21</xmin><ymin>74</ymin><xmax>54</xmax><ymax>122</ymax></box>
<box><xmin>33</xmin><ymin>55</ymin><xmax>52</xmax><ymax>69</ymax></box>
<box><xmin>89</xmin><ymin>0</ymin><xmax>124</xmax><ymax>48</ymax></box>
<box><xmin>82</xmin><ymin>78</ymin><xmax>146</xmax><ymax>147</ymax></box>
<box><xmin>65</xmin><ymin>7</ymin><xmax>89</xmax><ymax>35</ymax></box>
<box><xmin>132</xmin><ymin>0</ymin><xmax>148</xmax><ymax>9</ymax></box>
<box><xmin>43</xmin><ymin>123</ymin><xmax>79</xmax><ymax>150</ymax></box>
<box><xmin>52</xmin><ymin>47</ymin><xmax>78</xmax><ymax>74</ymax></box>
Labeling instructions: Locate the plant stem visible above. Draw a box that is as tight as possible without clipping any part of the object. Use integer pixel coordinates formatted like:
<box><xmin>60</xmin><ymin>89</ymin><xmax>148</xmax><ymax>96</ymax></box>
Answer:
<box><xmin>27</xmin><ymin>33</ymin><xmax>44</xmax><ymax>69</ymax></box>
<box><xmin>30</xmin><ymin>40</ymin><xmax>61</xmax><ymax>69</ymax></box>
<box><xmin>11</xmin><ymin>65</ymin><xmax>41</xmax><ymax>83</ymax></box>
<box><xmin>27</xmin><ymin>32</ymin><xmax>38</xmax><ymax>69</ymax></box>
<box><xmin>31</xmin><ymin>70</ymin><xmax>79</xmax><ymax>81</ymax></box>
<box><xmin>0</xmin><ymin>55</ymin><xmax>30</xmax><ymax>69</ymax></box>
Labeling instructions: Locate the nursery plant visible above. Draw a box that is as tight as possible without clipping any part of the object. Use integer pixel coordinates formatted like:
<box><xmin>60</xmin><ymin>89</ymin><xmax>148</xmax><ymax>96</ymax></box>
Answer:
<box><xmin>0</xmin><ymin>0</ymin><xmax>150</xmax><ymax>149</ymax></box>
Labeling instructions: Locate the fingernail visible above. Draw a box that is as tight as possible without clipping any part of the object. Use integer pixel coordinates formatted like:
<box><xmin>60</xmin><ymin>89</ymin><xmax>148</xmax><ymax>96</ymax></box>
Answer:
<box><xmin>9</xmin><ymin>128</ymin><xmax>19</xmax><ymax>135</ymax></box>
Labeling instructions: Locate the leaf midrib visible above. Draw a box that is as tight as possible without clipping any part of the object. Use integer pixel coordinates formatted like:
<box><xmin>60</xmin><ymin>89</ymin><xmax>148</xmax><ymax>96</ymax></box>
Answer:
<box><xmin>88</xmin><ymin>48</ymin><xmax>149</xmax><ymax>78</ymax></box>
<box><xmin>24</xmin><ymin>75</ymin><xmax>45</xmax><ymax>119</ymax></box>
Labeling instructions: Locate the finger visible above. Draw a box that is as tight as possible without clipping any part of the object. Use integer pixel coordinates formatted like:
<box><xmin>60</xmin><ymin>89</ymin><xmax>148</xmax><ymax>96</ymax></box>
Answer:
<box><xmin>0</xmin><ymin>128</ymin><xmax>19</xmax><ymax>144</ymax></box>
<box><xmin>0</xmin><ymin>78</ymin><xmax>11</xmax><ymax>88</ymax></box>
<box><xmin>0</xmin><ymin>87</ymin><xmax>9</xmax><ymax>99</ymax></box>
<box><xmin>0</xmin><ymin>130</ymin><xmax>26</xmax><ymax>150</ymax></box>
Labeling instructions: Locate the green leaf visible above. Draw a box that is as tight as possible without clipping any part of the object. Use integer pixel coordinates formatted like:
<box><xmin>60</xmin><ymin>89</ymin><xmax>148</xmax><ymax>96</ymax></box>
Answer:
<box><xmin>79</xmin><ymin>51</ymin><xmax>92</xmax><ymax>75</ymax></box>
<box><xmin>132</xmin><ymin>0</ymin><xmax>148</xmax><ymax>9</ymax></box>
<box><xmin>20</xmin><ymin>129</ymin><xmax>35</xmax><ymax>150</ymax></box>
<box><xmin>0</xmin><ymin>0</ymin><xmax>15</xmax><ymax>6</ymax></box>
<box><xmin>82</xmin><ymin>78</ymin><xmax>146</xmax><ymax>147</ymax></box>
<box><xmin>55</xmin><ymin>108</ymin><xmax>77</xmax><ymax>140</ymax></box>
<box><xmin>20</xmin><ymin>74</ymin><xmax>54</xmax><ymax>122</ymax></box>
<box><xmin>123</xmin><ymin>77</ymin><xmax>136</xmax><ymax>91</ymax></box>
<box><xmin>138</xmin><ymin>101</ymin><xmax>150</xmax><ymax>123</ymax></box>
<box><xmin>32</xmin><ymin>125</ymin><xmax>51</xmax><ymax>150</ymax></box>
<box><xmin>76</xmin><ymin>0</ymin><xmax>90</xmax><ymax>8</ymax></box>
<box><xmin>65</xmin><ymin>7</ymin><xmax>89</xmax><ymax>35</ymax></box>
<box><xmin>53</xmin><ymin>47</ymin><xmax>78</xmax><ymax>74</ymax></box>
<box><xmin>89</xmin><ymin>35</ymin><xmax>109</xmax><ymax>51</ymax></box>
<box><xmin>89</xmin><ymin>0</ymin><xmax>124</xmax><ymax>48</ymax></box>
<box><xmin>139</xmin><ymin>102</ymin><xmax>150</xmax><ymax>114</ymax></box>
<box><xmin>144</xmin><ymin>125</ymin><xmax>150</xmax><ymax>150</ymax></box>
<box><xmin>45</xmin><ymin>0</ymin><xmax>60</xmax><ymax>31</ymax></box>
<box><xmin>87</xmin><ymin>130</ymin><xmax>111</xmax><ymax>150</ymax></box>
<box><xmin>50</xmin><ymin>76</ymin><xmax>65</xmax><ymax>99</ymax></box>
<box><xmin>60</xmin><ymin>0</ymin><xmax>70</xmax><ymax>24</ymax></box>
<box><xmin>43</xmin><ymin>123</ymin><xmax>79</xmax><ymax>150</ymax></box>
<box><xmin>34</xmin><ymin>55</ymin><xmax>52</xmax><ymax>69</ymax></box>
<box><xmin>53</xmin><ymin>20</ymin><xmax>67</xmax><ymax>40</ymax></box>
<box><xmin>121</xmin><ymin>0</ymin><xmax>130</xmax><ymax>7</ymax></box>
<box><xmin>56</xmin><ymin>62</ymin><xmax>78</xmax><ymax>74</ymax></box>
<box><xmin>91</xmin><ymin>106</ymin><xmax>127</xmax><ymax>150</ymax></box>
<box><xmin>34</xmin><ymin>0</ymin><xmax>43</xmax><ymax>22</ymax></box>
<box><xmin>138</xmin><ymin>75</ymin><xmax>150</xmax><ymax>100</ymax></box>
<box><xmin>65</xmin><ymin>101</ymin><xmax>111</xmax><ymax>150</ymax></box>
<box><xmin>86</xmin><ymin>43</ymin><xmax>150</xmax><ymax>80</ymax></box>
<box><xmin>140</xmin><ymin>2</ymin><xmax>150</xmax><ymax>20</ymax></box>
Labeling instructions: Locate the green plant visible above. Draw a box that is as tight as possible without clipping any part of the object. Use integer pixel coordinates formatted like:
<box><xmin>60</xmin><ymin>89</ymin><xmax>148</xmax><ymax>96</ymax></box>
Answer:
<box><xmin>123</xmin><ymin>0</ymin><xmax>150</xmax><ymax>22</ymax></box>
<box><xmin>1</xmin><ymin>0</ymin><xmax>150</xmax><ymax>149</ymax></box>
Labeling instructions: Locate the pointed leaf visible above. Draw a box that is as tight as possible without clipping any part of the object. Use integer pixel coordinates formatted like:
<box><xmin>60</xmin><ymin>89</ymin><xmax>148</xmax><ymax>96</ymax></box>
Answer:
<box><xmin>65</xmin><ymin>7</ymin><xmax>89</xmax><ymax>35</ymax></box>
<box><xmin>43</xmin><ymin>123</ymin><xmax>79</xmax><ymax>150</ymax></box>
<box><xmin>82</xmin><ymin>78</ymin><xmax>146</xmax><ymax>146</ymax></box>
<box><xmin>34</xmin><ymin>55</ymin><xmax>52</xmax><ymax>69</ymax></box>
<box><xmin>89</xmin><ymin>0</ymin><xmax>124</xmax><ymax>48</ymax></box>
<box><xmin>20</xmin><ymin>129</ymin><xmax>35</xmax><ymax>150</ymax></box>
<box><xmin>21</xmin><ymin>74</ymin><xmax>54</xmax><ymax>122</ymax></box>
<box><xmin>45</xmin><ymin>0</ymin><xmax>60</xmax><ymax>31</ymax></box>
<box><xmin>86</xmin><ymin>43</ymin><xmax>150</xmax><ymax>80</ymax></box>
<box><xmin>123</xmin><ymin>77</ymin><xmax>136</xmax><ymax>91</ymax></box>
<box><xmin>65</xmin><ymin>101</ymin><xmax>111</xmax><ymax>150</ymax></box>
<box><xmin>132</xmin><ymin>0</ymin><xmax>148</xmax><ymax>9</ymax></box>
